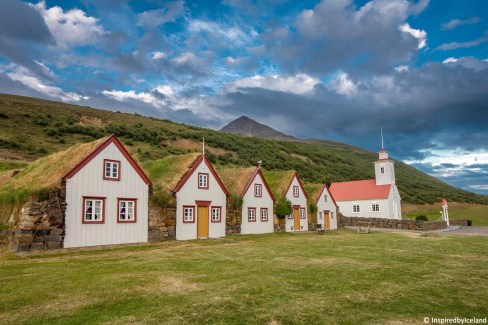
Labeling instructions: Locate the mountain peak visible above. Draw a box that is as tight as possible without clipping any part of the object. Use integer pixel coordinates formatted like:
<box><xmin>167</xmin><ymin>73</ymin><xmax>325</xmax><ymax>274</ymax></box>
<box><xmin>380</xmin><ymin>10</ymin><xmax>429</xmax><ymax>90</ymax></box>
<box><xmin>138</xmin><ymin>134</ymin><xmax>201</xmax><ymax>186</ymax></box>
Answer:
<box><xmin>221</xmin><ymin>116</ymin><xmax>295</xmax><ymax>141</ymax></box>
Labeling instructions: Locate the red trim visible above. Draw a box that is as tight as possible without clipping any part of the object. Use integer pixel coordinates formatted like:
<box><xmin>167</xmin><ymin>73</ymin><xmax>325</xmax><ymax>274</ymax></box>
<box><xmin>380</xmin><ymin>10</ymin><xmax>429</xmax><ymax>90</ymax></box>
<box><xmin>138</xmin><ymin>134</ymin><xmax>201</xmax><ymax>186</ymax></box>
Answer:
<box><xmin>210</xmin><ymin>206</ymin><xmax>222</xmax><ymax>223</ymax></box>
<box><xmin>183</xmin><ymin>205</ymin><xmax>195</xmax><ymax>223</ymax></box>
<box><xmin>240</xmin><ymin>168</ymin><xmax>276</xmax><ymax>202</ymax></box>
<box><xmin>315</xmin><ymin>184</ymin><xmax>338</xmax><ymax>207</ymax></box>
<box><xmin>300</xmin><ymin>207</ymin><xmax>306</xmax><ymax>219</ymax></box>
<box><xmin>285</xmin><ymin>172</ymin><xmax>308</xmax><ymax>199</ymax></box>
<box><xmin>248</xmin><ymin>207</ymin><xmax>256</xmax><ymax>222</ymax></box>
<box><xmin>117</xmin><ymin>198</ymin><xmax>137</xmax><ymax>223</ymax></box>
<box><xmin>195</xmin><ymin>200</ymin><xmax>212</xmax><ymax>207</ymax></box>
<box><xmin>254</xmin><ymin>184</ymin><xmax>262</xmax><ymax>197</ymax></box>
<box><xmin>260</xmin><ymin>208</ymin><xmax>268</xmax><ymax>222</ymax></box>
<box><xmin>63</xmin><ymin>135</ymin><xmax>152</xmax><ymax>185</ymax></box>
<box><xmin>172</xmin><ymin>155</ymin><xmax>229</xmax><ymax>195</ymax></box>
<box><xmin>82</xmin><ymin>196</ymin><xmax>106</xmax><ymax>224</ymax></box>
<box><xmin>103</xmin><ymin>159</ymin><xmax>121</xmax><ymax>181</ymax></box>
<box><xmin>198</xmin><ymin>173</ymin><xmax>209</xmax><ymax>189</ymax></box>
<box><xmin>293</xmin><ymin>205</ymin><xmax>300</xmax><ymax>209</ymax></box>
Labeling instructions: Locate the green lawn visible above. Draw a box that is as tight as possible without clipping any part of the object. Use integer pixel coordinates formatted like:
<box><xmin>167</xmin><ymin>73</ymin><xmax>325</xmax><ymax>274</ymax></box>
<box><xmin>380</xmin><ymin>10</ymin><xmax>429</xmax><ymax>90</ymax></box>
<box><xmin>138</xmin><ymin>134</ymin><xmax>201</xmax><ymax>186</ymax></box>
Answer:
<box><xmin>1</xmin><ymin>230</ymin><xmax>487</xmax><ymax>324</ymax></box>
<box><xmin>403</xmin><ymin>203</ymin><xmax>488</xmax><ymax>226</ymax></box>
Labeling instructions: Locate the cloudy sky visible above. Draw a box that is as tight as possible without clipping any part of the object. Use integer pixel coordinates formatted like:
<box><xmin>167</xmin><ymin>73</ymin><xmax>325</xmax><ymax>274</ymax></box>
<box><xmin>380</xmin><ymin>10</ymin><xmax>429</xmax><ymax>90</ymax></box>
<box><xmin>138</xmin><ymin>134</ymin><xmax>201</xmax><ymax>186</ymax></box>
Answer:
<box><xmin>1</xmin><ymin>0</ymin><xmax>487</xmax><ymax>195</ymax></box>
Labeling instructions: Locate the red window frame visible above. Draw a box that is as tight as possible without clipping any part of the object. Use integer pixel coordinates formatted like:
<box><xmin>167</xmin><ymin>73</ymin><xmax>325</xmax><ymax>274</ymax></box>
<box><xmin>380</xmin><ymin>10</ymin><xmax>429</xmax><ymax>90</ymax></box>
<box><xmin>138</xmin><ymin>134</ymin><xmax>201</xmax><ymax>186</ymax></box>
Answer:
<box><xmin>248</xmin><ymin>207</ymin><xmax>256</xmax><ymax>222</ymax></box>
<box><xmin>254</xmin><ymin>184</ymin><xmax>262</xmax><ymax>197</ymax></box>
<box><xmin>300</xmin><ymin>207</ymin><xmax>306</xmax><ymax>219</ymax></box>
<box><xmin>82</xmin><ymin>196</ymin><xmax>106</xmax><ymax>224</ymax></box>
<box><xmin>183</xmin><ymin>205</ymin><xmax>195</xmax><ymax>223</ymax></box>
<box><xmin>103</xmin><ymin>159</ymin><xmax>121</xmax><ymax>181</ymax></box>
<box><xmin>211</xmin><ymin>206</ymin><xmax>222</xmax><ymax>223</ymax></box>
<box><xmin>260</xmin><ymin>208</ymin><xmax>268</xmax><ymax>222</ymax></box>
<box><xmin>117</xmin><ymin>198</ymin><xmax>137</xmax><ymax>223</ymax></box>
<box><xmin>293</xmin><ymin>185</ymin><xmax>299</xmax><ymax>197</ymax></box>
<box><xmin>198</xmin><ymin>173</ymin><xmax>209</xmax><ymax>189</ymax></box>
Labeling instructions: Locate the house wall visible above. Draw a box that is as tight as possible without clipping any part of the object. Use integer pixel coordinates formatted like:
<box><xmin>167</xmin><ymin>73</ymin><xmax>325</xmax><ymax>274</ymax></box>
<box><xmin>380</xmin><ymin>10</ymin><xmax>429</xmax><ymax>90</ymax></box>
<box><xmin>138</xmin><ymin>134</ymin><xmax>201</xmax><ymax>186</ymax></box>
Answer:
<box><xmin>316</xmin><ymin>188</ymin><xmax>338</xmax><ymax>230</ymax></box>
<box><xmin>374</xmin><ymin>160</ymin><xmax>395</xmax><ymax>185</ymax></box>
<box><xmin>389</xmin><ymin>185</ymin><xmax>402</xmax><ymax>219</ymax></box>
<box><xmin>64</xmin><ymin>142</ymin><xmax>149</xmax><ymax>248</ymax></box>
<box><xmin>337</xmin><ymin>198</ymin><xmax>392</xmax><ymax>219</ymax></box>
<box><xmin>175</xmin><ymin>160</ymin><xmax>227</xmax><ymax>240</ymax></box>
<box><xmin>241</xmin><ymin>173</ymin><xmax>274</xmax><ymax>235</ymax></box>
<box><xmin>284</xmin><ymin>176</ymin><xmax>308</xmax><ymax>232</ymax></box>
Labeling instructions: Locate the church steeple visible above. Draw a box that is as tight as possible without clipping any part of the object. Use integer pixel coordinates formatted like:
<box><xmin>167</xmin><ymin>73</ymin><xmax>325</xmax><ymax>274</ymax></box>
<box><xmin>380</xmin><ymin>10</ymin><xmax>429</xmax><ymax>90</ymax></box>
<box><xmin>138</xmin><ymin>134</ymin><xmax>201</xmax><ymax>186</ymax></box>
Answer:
<box><xmin>374</xmin><ymin>129</ymin><xmax>396</xmax><ymax>185</ymax></box>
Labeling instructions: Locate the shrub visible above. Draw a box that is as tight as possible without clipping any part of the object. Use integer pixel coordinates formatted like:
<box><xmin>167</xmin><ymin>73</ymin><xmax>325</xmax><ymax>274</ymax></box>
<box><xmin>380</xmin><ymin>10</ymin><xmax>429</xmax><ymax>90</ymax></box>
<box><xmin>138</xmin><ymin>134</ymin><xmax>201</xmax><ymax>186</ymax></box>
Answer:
<box><xmin>275</xmin><ymin>196</ymin><xmax>292</xmax><ymax>218</ymax></box>
<box><xmin>415</xmin><ymin>215</ymin><xmax>429</xmax><ymax>221</ymax></box>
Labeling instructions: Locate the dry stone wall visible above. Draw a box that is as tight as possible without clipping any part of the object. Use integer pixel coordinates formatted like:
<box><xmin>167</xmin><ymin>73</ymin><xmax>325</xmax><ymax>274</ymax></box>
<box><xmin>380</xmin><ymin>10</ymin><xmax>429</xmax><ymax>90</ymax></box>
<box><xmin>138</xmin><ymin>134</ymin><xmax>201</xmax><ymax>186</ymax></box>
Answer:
<box><xmin>338</xmin><ymin>215</ymin><xmax>447</xmax><ymax>231</ymax></box>
<box><xmin>148</xmin><ymin>205</ymin><xmax>176</xmax><ymax>242</ymax></box>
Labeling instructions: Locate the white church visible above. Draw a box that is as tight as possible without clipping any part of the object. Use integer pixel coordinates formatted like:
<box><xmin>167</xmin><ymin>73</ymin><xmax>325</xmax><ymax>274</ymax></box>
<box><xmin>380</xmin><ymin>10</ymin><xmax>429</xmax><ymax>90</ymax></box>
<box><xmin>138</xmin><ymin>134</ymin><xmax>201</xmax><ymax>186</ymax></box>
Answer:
<box><xmin>329</xmin><ymin>144</ymin><xmax>402</xmax><ymax>220</ymax></box>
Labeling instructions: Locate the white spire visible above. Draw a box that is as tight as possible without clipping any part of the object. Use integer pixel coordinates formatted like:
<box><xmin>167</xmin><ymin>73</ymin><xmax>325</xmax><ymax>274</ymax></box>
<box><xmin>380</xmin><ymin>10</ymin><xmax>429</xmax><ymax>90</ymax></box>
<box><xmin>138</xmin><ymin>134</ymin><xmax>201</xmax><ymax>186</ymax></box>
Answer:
<box><xmin>381</xmin><ymin>127</ymin><xmax>384</xmax><ymax>150</ymax></box>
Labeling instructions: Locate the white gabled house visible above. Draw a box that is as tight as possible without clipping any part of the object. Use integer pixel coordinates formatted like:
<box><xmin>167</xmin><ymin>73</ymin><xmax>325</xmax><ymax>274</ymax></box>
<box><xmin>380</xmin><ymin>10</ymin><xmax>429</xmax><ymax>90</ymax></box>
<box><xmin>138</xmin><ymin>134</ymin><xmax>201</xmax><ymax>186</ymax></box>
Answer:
<box><xmin>63</xmin><ymin>135</ymin><xmax>152</xmax><ymax>248</ymax></box>
<box><xmin>330</xmin><ymin>147</ymin><xmax>402</xmax><ymax>219</ymax></box>
<box><xmin>315</xmin><ymin>184</ymin><xmax>338</xmax><ymax>230</ymax></box>
<box><xmin>172</xmin><ymin>154</ymin><xmax>229</xmax><ymax>240</ymax></box>
<box><xmin>284</xmin><ymin>172</ymin><xmax>309</xmax><ymax>232</ymax></box>
<box><xmin>239</xmin><ymin>167</ymin><xmax>275</xmax><ymax>234</ymax></box>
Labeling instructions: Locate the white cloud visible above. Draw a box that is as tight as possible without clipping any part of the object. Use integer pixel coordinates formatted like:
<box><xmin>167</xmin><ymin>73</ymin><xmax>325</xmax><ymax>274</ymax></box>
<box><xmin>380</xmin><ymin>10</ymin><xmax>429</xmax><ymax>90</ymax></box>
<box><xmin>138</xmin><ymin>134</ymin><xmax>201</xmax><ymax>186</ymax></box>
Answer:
<box><xmin>394</xmin><ymin>65</ymin><xmax>409</xmax><ymax>72</ymax></box>
<box><xmin>442</xmin><ymin>57</ymin><xmax>458</xmax><ymax>64</ymax></box>
<box><xmin>102</xmin><ymin>89</ymin><xmax>170</xmax><ymax>108</ymax></box>
<box><xmin>441</xmin><ymin>17</ymin><xmax>480</xmax><ymax>31</ymax></box>
<box><xmin>6</xmin><ymin>65</ymin><xmax>86</xmax><ymax>102</ymax></box>
<box><xmin>442</xmin><ymin>56</ymin><xmax>488</xmax><ymax>71</ymax></box>
<box><xmin>226</xmin><ymin>74</ymin><xmax>320</xmax><ymax>95</ymax></box>
<box><xmin>33</xmin><ymin>1</ymin><xmax>104</xmax><ymax>50</ymax></box>
<box><xmin>470</xmin><ymin>185</ymin><xmax>488</xmax><ymax>190</ymax></box>
<box><xmin>188</xmin><ymin>20</ymin><xmax>252</xmax><ymax>46</ymax></box>
<box><xmin>327</xmin><ymin>72</ymin><xmax>357</xmax><ymax>96</ymax></box>
<box><xmin>137</xmin><ymin>1</ymin><xmax>185</xmax><ymax>28</ymax></box>
<box><xmin>436</xmin><ymin>34</ymin><xmax>488</xmax><ymax>51</ymax></box>
<box><xmin>149</xmin><ymin>51</ymin><xmax>167</xmax><ymax>60</ymax></box>
<box><xmin>399</xmin><ymin>23</ymin><xmax>427</xmax><ymax>49</ymax></box>
<box><xmin>404</xmin><ymin>149</ymin><xmax>488</xmax><ymax>167</ymax></box>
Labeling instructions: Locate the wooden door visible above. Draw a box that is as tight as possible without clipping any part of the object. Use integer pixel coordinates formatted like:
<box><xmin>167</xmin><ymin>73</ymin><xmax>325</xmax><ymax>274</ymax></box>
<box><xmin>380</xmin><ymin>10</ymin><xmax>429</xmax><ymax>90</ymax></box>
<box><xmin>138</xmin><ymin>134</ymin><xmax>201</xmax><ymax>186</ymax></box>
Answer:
<box><xmin>293</xmin><ymin>208</ymin><xmax>300</xmax><ymax>231</ymax></box>
<box><xmin>324</xmin><ymin>211</ymin><xmax>330</xmax><ymax>230</ymax></box>
<box><xmin>197</xmin><ymin>206</ymin><xmax>209</xmax><ymax>238</ymax></box>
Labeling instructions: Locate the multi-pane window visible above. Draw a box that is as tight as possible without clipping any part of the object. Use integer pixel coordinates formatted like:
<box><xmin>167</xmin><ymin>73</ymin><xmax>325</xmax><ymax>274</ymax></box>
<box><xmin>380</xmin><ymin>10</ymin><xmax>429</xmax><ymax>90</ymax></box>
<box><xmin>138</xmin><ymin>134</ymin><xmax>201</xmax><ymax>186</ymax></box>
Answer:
<box><xmin>324</xmin><ymin>194</ymin><xmax>328</xmax><ymax>202</ymax></box>
<box><xmin>293</xmin><ymin>186</ymin><xmax>299</xmax><ymax>197</ymax></box>
<box><xmin>319</xmin><ymin>212</ymin><xmax>323</xmax><ymax>220</ymax></box>
<box><xmin>380</xmin><ymin>167</ymin><xmax>385</xmax><ymax>174</ymax></box>
<box><xmin>83</xmin><ymin>198</ymin><xmax>104</xmax><ymax>223</ymax></box>
<box><xmin>372</xmin><ymin>204</ymin><xmax>380</xmax><ymax>212</ymax></box>
<box><xmin>211</xmin><ymin>207</ymin><xmax>221</xmax><ymax>222</ymax></box>
<box><xmin>104</xmin><ymin>160</ymin><xmax>120</xmax><ymax>180</ymax></box>
<box><xmin>300</xmin><ymin>208</ymin><xmax>306</xmax><ymax>219</ymax></box>
<box><xmin>331</xmin><ymin>212</ymin><xmax>334</xmax><ymax>219</ymax></box>
<box><xmin>254</xmin><ymin>184</ymin><xmax>262</xmax><ymax>197</ymax></box>
<box><xmin>183</xmin><ymin>206</ymin><xmax>195</xmax><ymax>223</ymax></box>
<box><xmin>198</xmin><ymin>173</ymin><xmax>208</xmax><ymax>189</ymax></box>
<box><xmin>118</xmin><ymin>199</ymin><xmax>136</xmax><ymax>222</ymax></box>
<box><xmin>248</xmin><ymin>208</ymin><xmax>256</xmax><ymax>222</ymax></box>
<box><xmin>353</xmin><ymin>205</ymin><xmax>360</xmax><ymax>213</ymax></box>
<box><xmin>260</xmin><ymin>208</ymin><xmax>268</xmax><ymax>221</ymax></box>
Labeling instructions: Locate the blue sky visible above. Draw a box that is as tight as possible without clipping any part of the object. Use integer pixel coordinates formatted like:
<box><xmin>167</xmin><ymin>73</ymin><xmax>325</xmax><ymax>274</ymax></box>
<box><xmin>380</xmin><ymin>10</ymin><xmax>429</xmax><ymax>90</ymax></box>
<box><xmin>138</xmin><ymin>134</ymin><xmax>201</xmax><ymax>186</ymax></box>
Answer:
<box><xmin>0</xmin><ymin>0</ymin><xmax>487</xmax><ymax>196</ymax></box>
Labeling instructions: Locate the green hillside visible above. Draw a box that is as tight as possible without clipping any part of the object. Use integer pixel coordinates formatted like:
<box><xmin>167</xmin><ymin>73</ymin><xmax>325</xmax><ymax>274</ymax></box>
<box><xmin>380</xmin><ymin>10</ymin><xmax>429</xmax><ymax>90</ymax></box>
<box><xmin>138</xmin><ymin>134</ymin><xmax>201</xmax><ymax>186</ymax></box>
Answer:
<box><xmin>1</xmin><ymin>93</ymin><xmax>487</xmax><ymax>205</ymax></box>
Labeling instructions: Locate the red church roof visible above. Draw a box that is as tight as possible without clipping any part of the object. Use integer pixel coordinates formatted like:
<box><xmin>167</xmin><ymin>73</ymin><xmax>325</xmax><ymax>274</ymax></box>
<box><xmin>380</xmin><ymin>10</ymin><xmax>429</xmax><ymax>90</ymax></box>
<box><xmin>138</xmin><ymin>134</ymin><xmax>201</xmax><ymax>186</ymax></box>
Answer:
<box><xmin>329</xmin><ymin>179</ymin><xmax>391</xmax><ymax>201</ymax></box>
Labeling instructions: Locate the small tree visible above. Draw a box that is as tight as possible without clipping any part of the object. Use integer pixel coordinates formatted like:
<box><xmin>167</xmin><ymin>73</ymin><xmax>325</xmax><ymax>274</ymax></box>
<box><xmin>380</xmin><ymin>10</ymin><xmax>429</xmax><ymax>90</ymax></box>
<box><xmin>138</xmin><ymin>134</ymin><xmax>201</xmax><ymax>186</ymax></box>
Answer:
<box><xmin>275</xmin><ymin>196</ymin><xmax>292</xmax><ymax>218</ymax></box>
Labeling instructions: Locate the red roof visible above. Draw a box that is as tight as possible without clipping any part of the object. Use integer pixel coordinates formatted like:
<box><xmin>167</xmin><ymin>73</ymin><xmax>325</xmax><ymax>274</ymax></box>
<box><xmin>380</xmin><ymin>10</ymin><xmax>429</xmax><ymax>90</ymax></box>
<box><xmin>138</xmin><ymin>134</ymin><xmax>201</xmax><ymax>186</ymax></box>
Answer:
<box><xmin>172</xmin><ymin>155</ymin><xmax>229</xmax><ymax>195</ymax></box>
<box><xmin>329</xmin><ymin>179</ymin><xmax>391</xmax><ymax>201</ymax></box>
<box><xmin>63</xmin><ymin>134</ymin><xmax>152</xmax><ymax>185</ymax></box>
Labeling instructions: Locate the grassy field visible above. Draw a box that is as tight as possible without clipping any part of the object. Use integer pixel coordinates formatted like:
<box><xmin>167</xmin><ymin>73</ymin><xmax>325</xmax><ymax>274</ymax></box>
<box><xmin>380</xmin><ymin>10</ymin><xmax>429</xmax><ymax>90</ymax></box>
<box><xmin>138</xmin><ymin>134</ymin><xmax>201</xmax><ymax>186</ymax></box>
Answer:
<box><xmin>0</xmin><ymin>230</ymin><xmax>487</xmax><ymax>324</ymax></box>
<box><xmin>404</xmin><ymin>203</ymin><xmax>488</xmax><ymax>226</ymax></box>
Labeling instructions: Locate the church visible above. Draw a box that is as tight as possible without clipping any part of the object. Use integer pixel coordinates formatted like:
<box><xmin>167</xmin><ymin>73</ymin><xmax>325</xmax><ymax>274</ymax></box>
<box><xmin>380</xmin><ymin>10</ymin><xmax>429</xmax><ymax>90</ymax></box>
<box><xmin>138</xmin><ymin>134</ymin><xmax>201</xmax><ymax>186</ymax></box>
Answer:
<box><xmin>329</xmin><ymin>144</ymin><xmax>402</xmax><ymax>220</ymax></box>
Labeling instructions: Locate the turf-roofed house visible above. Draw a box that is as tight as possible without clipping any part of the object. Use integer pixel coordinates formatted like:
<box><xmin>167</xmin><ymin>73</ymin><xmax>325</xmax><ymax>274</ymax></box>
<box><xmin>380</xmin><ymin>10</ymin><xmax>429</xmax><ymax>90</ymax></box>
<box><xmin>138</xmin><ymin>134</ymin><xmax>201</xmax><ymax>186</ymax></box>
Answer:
<box><xmin>171</xmin><ymin>154</ymin><xmax>229</xmax><ymax>240</ymax></box>
<box><xmin>314</xmin><ymin>184</ymin><xmax>338</xmax><ymax>230</ymax></box>
<box><xmin>5</xmin><ymin>135</ymin><xmax>152</xmax><ymax>251</ymax></box>
<box><xmin>218</xmin><ymin>165</ymin><xmax>275</xmax><ymax>235</ymax></box>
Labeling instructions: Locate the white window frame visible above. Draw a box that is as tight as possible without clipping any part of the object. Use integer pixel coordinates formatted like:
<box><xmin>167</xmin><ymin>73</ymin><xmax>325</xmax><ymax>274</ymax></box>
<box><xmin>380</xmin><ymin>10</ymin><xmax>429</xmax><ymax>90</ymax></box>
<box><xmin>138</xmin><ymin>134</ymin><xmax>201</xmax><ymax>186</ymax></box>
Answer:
<box><xmin>380</xmin><ymin>166</ymin><xmax>385</xmax><ymax>175</ymax></box>
<box><xmin>353</xmin><ymin>204</ymin><xmax>360</xmax><ymax>213</ymax></box>
<box><xmin>372</xmin><ymin>203</ymin><xmax>380</xmax><ymax>212</ymax></box>
<box><xmin>118</xmin><ymin>199</ymin><xmax>136</xmax><ymax>222</ymax></box>
<box><xmin>211</xmin><ymin>207</ymin><xmax>221</xmax><ymax>222</ymax></box>
<box><xmin>104</xmin><ymin>160</ymin><xmax>120</xmax><ymax>180</ymax></box>
<box><xmin>248</xmin><ymin>208</ymin><xmax>256</xmax><ymax>222</ymax></box>
<box><xmin>319</xmin><ymin>212</ymin><xmax>323</xmax><ymax>220</ymax></box>
<box><xmin>324</xmin><ymin>194</ymin><xmax>328</xmax><ymax>202</ymax></box>
<box><xmin>260</xmin><ymin>208</ymin><xmax>268</xmax><ymax>221</ymax></box>
<box><xmin>293</xmin><ymin>186</ymin><xmax>299</xmax><ymax>197</ymax></box>
<box><xmin>300</xmin><ymin>207</ymin><xmax>306</xmax><ymax>219</ymax></box>
<box><xmin>198</xmin><ymin>173</ymin><xmax>208</xmax><ymax>189</ymax></box>
<box><xmin>83</xmin><ymin>198</ymin><xmax>104</xmax><ymax>223</ymax></box>
<box><xmin>254</xmin><ymin>184</ymin><xmax>262</xmax><ymax>197</ymax></box>
<box><xmin>183</xmin><ymin>206</ymin><xmax>195</xmax><ymax>223</ymax></box>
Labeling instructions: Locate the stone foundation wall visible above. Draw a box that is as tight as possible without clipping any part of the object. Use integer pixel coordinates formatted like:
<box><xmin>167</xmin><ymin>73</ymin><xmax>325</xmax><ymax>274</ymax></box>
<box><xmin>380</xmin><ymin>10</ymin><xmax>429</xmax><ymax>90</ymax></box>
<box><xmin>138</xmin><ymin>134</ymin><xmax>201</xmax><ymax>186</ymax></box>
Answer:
<box><xmin>308</xmin><ymin>223</ymin><xmax>317</xmax><ymax>231</ymax></box>
<box><xmin>338</xmin><ymin>215</ymin><xmax>447</xmax><ymax>231</ymax></box>
<box><xmin>449</xmin><ymin>219</ymin><xmax>469</xmax><ymax>226</ymax></box>
<box><xmin>226</xmin><ymin>204</ymin><xmax>242</xmax><ymax>235</ymax></box>
<box><xmin>148</xmin><ymin>205</ymin><xmax>176</xmax><ymax>242</ymax></box>
<box><xmin>9</xmin><ymin>185</ymin><xmax>66</xmax><ymax>252</ymax></box>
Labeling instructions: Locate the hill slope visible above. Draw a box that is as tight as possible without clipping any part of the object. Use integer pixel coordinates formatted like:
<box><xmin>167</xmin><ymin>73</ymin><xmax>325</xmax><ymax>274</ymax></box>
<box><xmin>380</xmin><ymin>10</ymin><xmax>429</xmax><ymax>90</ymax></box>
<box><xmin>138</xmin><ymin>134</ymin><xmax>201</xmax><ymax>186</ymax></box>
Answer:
<box><xmin>221</xmin><ymin>116</ymin><xmax>296</xmax><ymax>141</ymax></box>
<box><xmin>0</xmin><ymin>93</ymin><xmax>487</xmax><ymax>205</ymax></box>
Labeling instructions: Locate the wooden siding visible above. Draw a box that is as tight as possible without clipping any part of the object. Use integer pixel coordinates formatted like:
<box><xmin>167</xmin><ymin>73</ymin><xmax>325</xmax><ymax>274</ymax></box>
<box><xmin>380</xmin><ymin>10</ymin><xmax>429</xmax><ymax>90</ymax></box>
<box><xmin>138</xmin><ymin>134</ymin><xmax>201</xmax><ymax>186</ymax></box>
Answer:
<box><xmin>316</xmin><ymin>186</ymin><xmax>338</xmax><ymax>230</ymax></box>
<box><xmin>241</xmin><ymin>172</ymin><xmax>274</xmax><ymax>234</ymax></box>
<box><xmin>285</xmin><ymin>175</ymin><xmax>308</xmax><ymax>232</ymax></box>
<box><xmin>64</xmin><ymin>142</ymin><xmax>149</xmax><ymax>248</ymax></box>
